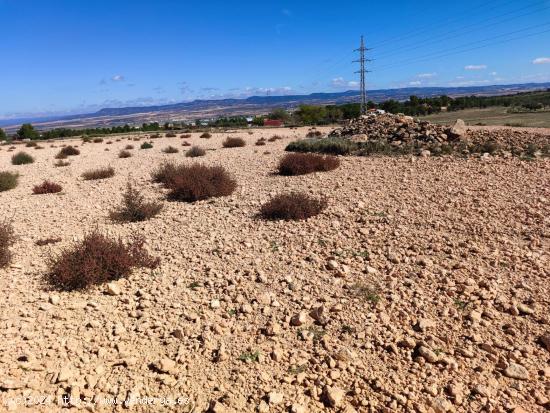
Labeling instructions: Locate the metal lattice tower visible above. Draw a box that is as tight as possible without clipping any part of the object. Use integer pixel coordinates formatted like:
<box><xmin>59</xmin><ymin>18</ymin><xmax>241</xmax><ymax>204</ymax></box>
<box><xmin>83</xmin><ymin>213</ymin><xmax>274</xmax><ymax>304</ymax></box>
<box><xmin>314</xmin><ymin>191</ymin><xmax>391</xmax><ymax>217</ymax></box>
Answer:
<box><xmin>354</xmin><ymin>35</ymin><xmax>372</xmax><ymax>116</ymax></box>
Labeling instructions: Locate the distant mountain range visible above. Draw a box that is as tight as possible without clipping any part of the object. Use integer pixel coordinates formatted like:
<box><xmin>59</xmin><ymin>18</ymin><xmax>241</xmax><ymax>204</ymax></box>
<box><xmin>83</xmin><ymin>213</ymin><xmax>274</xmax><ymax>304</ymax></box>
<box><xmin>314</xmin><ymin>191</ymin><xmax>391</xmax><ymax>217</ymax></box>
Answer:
<box><xmin>2</xmin><ymin>82</ymin><xmax>549</xmax><ymax>131</ymax></box>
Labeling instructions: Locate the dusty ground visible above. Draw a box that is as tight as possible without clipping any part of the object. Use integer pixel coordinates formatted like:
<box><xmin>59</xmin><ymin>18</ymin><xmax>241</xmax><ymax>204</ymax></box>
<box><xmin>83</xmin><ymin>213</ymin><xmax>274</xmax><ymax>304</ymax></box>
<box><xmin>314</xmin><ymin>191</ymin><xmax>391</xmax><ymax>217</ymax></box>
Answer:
<box><xmin>0</xmin><ymin>127</ymin><xmax>549</xmax><ymax>413</ymax></box>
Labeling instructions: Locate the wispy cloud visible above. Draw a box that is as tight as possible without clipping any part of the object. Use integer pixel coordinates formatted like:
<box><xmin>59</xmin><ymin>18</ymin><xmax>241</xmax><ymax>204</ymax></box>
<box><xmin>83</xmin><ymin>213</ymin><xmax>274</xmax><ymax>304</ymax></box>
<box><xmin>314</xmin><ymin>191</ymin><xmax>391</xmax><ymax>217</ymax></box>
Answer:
<box><xmin>409</xmin><ymin>81</ymin><xmax>422</xmax><ymax>86</ymax></box>
<box><xmin>464</xmin><ymin>65</ymin><xmax>487</xmax><ymax>70</ymax></box>
<box><xmin>111</xmin><ymin>74</ymin><xmax>125</xmax><ymax>82</ymax></box>
<box><xmin>417</xmin><ymin>73</ymin><xmax>436</xmax><ymax>78</ymax></box>
<box><xmin>533</xmin><ymin>57</ymin><xmax>550</xmax><ymax>64</ymax></box>
<box><xmin>331</xmin><ymin>77</ymin><xmax>359</xmax><ymax>89</ymax></box>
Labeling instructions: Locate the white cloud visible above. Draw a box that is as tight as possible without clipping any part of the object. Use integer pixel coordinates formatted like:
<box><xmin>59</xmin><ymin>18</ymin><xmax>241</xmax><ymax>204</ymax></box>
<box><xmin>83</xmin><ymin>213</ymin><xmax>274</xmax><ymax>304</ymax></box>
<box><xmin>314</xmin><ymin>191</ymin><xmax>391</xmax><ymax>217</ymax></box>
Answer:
<box><xmin>448</xmin><ymin>79</ymin><xmax>491</xmax><ymax>87</ymax></box>
<box><xmin>417</xmin><ymin>73</ymin><xmax>436</xmax><ymax>78</ymax></box>
<box><xmin>464</xmin><ymin>65</ymin><xmax>487</xmax><ymax>70</ymax></box>
<box><xmin>347</xmin><ymin>81</ymin><xmax>359</xmax><ymax>88</ymax></box>
<box><xmin>490</xmin><ymin>71</ymin><xmax>498</xmax><ymax>76</ymax></box>
<box><xmin>331</xmin><ymin>77</ymin><xmax>346</xmax><ymax>87</ymax></box>
<box><xmin>409</xmin><ymin>81</ymin><xmax>422</xmax><ymax>86</ymax></box>
<box><xmin>111</xmin><ymin>74</ymin><xmax>125</xmax><ymax>81</ymax></box>
<box><xmin>533</xmin><ymin>57</ymin><xmax>550</xmax><ymax>64</ymax></box>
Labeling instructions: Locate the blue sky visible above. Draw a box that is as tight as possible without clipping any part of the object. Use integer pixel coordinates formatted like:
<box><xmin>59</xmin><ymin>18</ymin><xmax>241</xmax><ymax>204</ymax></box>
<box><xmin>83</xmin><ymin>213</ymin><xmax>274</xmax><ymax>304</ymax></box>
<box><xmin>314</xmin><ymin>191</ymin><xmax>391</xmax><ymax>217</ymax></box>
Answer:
<box><xmin>1</xmin><ymin>0</ymin><xmax>549</xmax><ymax>118</ymax></box>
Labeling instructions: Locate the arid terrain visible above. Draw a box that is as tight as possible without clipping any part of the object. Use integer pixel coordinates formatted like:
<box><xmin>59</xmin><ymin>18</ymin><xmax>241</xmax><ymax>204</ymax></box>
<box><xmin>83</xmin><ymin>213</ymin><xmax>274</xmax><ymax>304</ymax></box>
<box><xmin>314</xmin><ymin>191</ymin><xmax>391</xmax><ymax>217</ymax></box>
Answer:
<box><xmin>0</xmin><ymin>126</ymin><xmax>549</xmax><ymax>413</ymax></box>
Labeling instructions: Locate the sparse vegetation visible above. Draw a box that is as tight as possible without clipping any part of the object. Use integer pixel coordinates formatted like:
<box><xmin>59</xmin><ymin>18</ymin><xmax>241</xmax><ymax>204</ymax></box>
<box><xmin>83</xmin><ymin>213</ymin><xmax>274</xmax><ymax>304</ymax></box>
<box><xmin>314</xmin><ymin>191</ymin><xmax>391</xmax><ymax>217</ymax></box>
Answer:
<box><xmin>82</xmin><ymin>166</ymin><xmax>115</xmax><ymax>180</ymax></box>
<box><xmin>186</xmin><ymin>146</ymin><xmax>206</xmax><ymax>157</ymax></box>
<box><xmin>125</xmin><ymin>144</ymin><xmax>134</xmax><ymax>150</ymax></box>
<box><xmin>260</xmin><ymin>192</ymin><xmax>327</xmax><ymax>220</ymax></box>
<box><xmin>11</xmin><ymin>151</ymin><xmax>35</xmax><ymax>165</ymax></box>
<box><xmin>162</xmin><ymin>145</ymin><xmax>179</xmax><ymax>153</ymax></box>
<box><xmin>165</xmin><ymin>132</ymin><xmax>177</xmax><ymax>138</ymax></box>
<box><xmin>286</xmin><ymin>138</ymin><xmax>355</xmax><ymax>155</ymax></box>
<box><xmin>278</xmin><ymin>153</ymin><xmax>340</xmax><ymax>175</ymax></box>
<box><xmin>152</xmin><ymin>161</ymin><xmax>178</xmax><ymax>186</ymax></box>
<box><xmin>162</xmin><ymin>163</ymin><xmax>237</xmax><ymax>202</ymax></box>
<box><xmin>54</xmin><ymin>160</ymin><xmax>70</xmax><ymax>167</ymax></box>
<box><xmin>200</xmin><ymin>132</ymin><xmax>212</xmax><ymax>139</ymax></box>
<box><xmin>182</xmin><ymin>141</ymin><xmax>191</xmax><ymax>147</ymax></box>
<box><xmin>32</xmin><ymin>180</ymin><xmax>62</xmax><ymax>194</ymax></box>
<box><xmin>55</xmin><ymin>145</ymin><xmax>80</xmax><ymax>159</ymax></box>
<box><xmin>110</xmin><ymin>183</ymin><xmax>163</xmax><ymax>222</ymax></box>
<box><xmin>0</xmin><ymin>220</ymin><xmax>15</xmax><ymax>268</ymax></box>
<box><xmin>36</xmin><ymin>237</ymin><xmax>62</xmax><ymax>246</ymax></box>
<box><xmin>118</xmin><ymin>150</ymin><xmax>132</xmax><ymax>158</ymax></box>
<box><xmin>140</xmin><ymin>142</ymin><xmax>153</xmax><ymax>149</ymax></box>
<box><xmin>268</xmin><ymin>135</ymin><xmax>283</xmax><ymax>142</ymax></box>
<box><xmin>0</xmin><ymin>172</ymin><xmax>19</xmax><ymax>192</ymax></box>
<box><xmin>256</xmin><ymin>138</ymin><xmax>266</xmax><ymax>146</ymax></box>
<box><xmin>45</xmin><ymin>231</ymin><xmax>159</xmax><ymax>291</ymax></box>
<box><xmin>306</xmin><ymin>130</ymin><xmax>323</xmax><ymax>138</ymax></box>
<box><xmin>180</xmin><ymin>134</ymin><xmax>191</xmax><ymax>139</ymax></box>
<box><xmin>222</xmin><ymin>137</ymin><xmax>246</xmax><ymax>148</ymax></box>
<box><xmin>93</xmin><ymin>137</ymin><xmax>104</xmax><ymax>143</ymax></box>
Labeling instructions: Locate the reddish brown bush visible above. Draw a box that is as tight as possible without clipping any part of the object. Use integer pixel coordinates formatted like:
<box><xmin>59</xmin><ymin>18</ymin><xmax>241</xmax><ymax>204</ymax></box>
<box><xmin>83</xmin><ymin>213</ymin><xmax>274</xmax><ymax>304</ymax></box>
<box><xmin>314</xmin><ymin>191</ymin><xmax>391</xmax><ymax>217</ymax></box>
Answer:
<box><xmin>45</xmin><ymin>231</ymin><xmax>159</xmax><ymax>291</ymax></box>
<box><xmin>306</xmin><ymin>130</ymin><xmax>323</xmax><ymax>138</ymax></box>
<box><xmin>166</xmin><ymin>164</ymin><xmax>237</xmax><ymax>202</ymax></box>
<box><xmin>260</xmin><ymin>192</ymin><xmax>327</xmax><ymax>221</ymax></box>
<box><xmin>110</xmin><ymin>183</ymin><xmax>163</xmax><ymax>222</ymax></box>
<box><xmin>93</xmin><ymin>137</ymin><xmax>104</xmax><ymax>143</ymax></box>
<box><xmin>125</xmin><ymin>144</ymin><xmax>134</xmax><ymax>150</ymax></box>
<box><xmin>152</xmin><ymin>161</ymin><xmax>178</xmax><ymax>186</ymax></box>
<box><xmin>36</xmin><ymin>237</ymin><xmax>62</xmax><ymax>246</ymax></box>
<box><xmin>82</xmin><ymin>166</ymin><xmax>115</xmax><ymax>180</ymax></box>
<box><xmin>222</xmin><ymin>137</ymin><xmax>246</xmax><ymax>148</ymax></box>
<box><xmin>118</xmin><ymin>150</ymin><xmax>132</xmax><ymax>158</ymax></box>
<box><xmin>180</xmin><ymin>134</ymin><xmax>191</xmax><ymax>139</ymax></box>
<box><xmin>0</xmin><ymin>220</ymin><xmax>15</xmax><ymax>268</ymax></box>
<box><xmin>277</xmin><ymin>153</ymin><xmax>340</xmax><ymax>176</ymax></box>
<box><xmin>33</xmin><ymin>180</ymin><xmax>62</xmax><ymax>194</ymax></box>
<box><xmin>182</xmin><ymin>141</ymin><xmax>191</xmax><ymax>147</ymax></box>
<box><xmin>200</xmin><ymin>132</ymin><xmax>212</xmax><ymax>139</ymax></box>
<box><xmin>268</xmin><ymin>135</ymin><xmax>283</xmax><ymax>142</ymax></box>
<box><xmin>165</xmin><ymin>132</ymin><xmax>177</xmax><ymax>138</ymax></box>
<box><xmin>256</xmin><ymin>138</ymin><xmax>266</xmax><ymax>146</ymax></box>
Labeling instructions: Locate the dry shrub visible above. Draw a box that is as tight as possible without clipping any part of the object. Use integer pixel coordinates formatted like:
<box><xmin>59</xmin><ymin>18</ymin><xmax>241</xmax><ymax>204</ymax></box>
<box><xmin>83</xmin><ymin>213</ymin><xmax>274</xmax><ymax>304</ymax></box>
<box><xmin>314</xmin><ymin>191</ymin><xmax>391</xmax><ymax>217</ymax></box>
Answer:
<box><xmin>186</xmin><ymin>146</ymin><xmax>206</xmax><ymax>157</ymax></box>
<box><xmin>165</xmin><ymin>163</ymin><xmax>237</xmax><ymax>202</ymax></box>
<box><xmin>150</xmin><ymin>133</ymin><xmax>161</xmax><ymax>139</ymax></box>
<box><xmin>278</xmin><ymin>153</ymin><xmax>340</xmax><ymax>176</ymax></box>
<box><xmin>256</xmin><ymin>138</ymin><xmax>266</xmax><ymax>146</ymax></box>
<box><xmin>45</xmin><ymin>231</ymin><xmax>159</xmax><ymax>291</ymax></box>
<box><xmin>125</xmin><ymin>144</ymin><xmax>134</xmax><ymax>150</ymax></box>
<box><xmin>110</xmin><ymin>183</ymin><xmax>163</xmax><ymax>222</ymax></box>
<box><xmin>0</xmin><ymin>171</ymin><xmax>19</xmax><ymax>192</ymax></box>
<box><xmin>119</xmin><ymin>150</ymin><xmax>132</xmax><ymax>158</ymax></box>
<box><xmin>182</xmin><ymin>141</ymin><xmax>191</xmax><ymax>147</ymax></box>
<box><xmin>141</xmin><ymin>142</ymin><xmax>153</xmax><ymax>149</ymax></box>
<box><xmin>106</xmin><ymin>141</ymin><xmax>113</xmax><ymax>144</ymax></box>
<box><xmin>165</xmin><ymin>132</ymin><xmax>177</xmax><ymax>138</ymax></box>
<box><xmin>56</xmin><ymin>145</ymin><xmax>80</xmax><ymax>159</ymax></box>
<box><xmin>222</xmin><ymin>137</ymin><xmax>246</xmax><ymax>148</ymax></box>
<box><xmin>34</xmin><ymin>145</ymin><xmax>45</xmax><ymax>150</ymax></box>
<box><xmin>36</xmin><ymin>237</ymin><xmax>62</xmax><ymax>246</ymax></box>
<box><xmin>0</xmin><ymin>220</ymin><xmax>15</xmax><ymax>268</ymax></box>
<box><xmin>93</xmin><ymin>137</ymin><xmax>104</xmax><ymax>143</ymax></box>
<box><xmin>180</xmin><ymin>134</ymin><xmax>191</xmax><ymax>139</ymax></box>
<box><xmin>33</xmin><ymin>180</ymin><xmax>62</xmax><ymax>194</ymax></box>
<box><xmin>11</xmin><ymin>151</ymin><xmax>34</xmax><ymax>165</ymax></box>
<box><xmin>26</xmin><ymin>141</ymin><xmax>37</xmax><ymax>147</ymax></box>
<box><xmin>162</xmin><ymin>145</ymin><xmax>179</xmax><ymax>154</ymax></box>
<box><xmin>82</xmin><ymin>166</ymin><xmax>115</xmax><ymax>180</ymax></box>
<box><xmin>306</xmin><ymin>130</ymin><xmax>323</xmax><ymax>138</ymax></box>
<box><xmin>268</xmin><ymin>135</ymin><xmax>283</xmax><ymax>142</ymax></box>
<box><xmin>200</xmin><ymin>132</ymin><xmax>212</xmax><ymax>139</ymax></box>
<box><xmin>152</xmin><ymin>161</ymin><xmax>179</xmax><ymax>186</ymax></box>
<box><xmin>260</xmin><ymin>192</ymin><xmax>327</xmax><ymax>220</ymax></box>
<box><xmin>54</xmin><ymin>160</ymin><xmax>70</xmax><ymax>167</ymax></box>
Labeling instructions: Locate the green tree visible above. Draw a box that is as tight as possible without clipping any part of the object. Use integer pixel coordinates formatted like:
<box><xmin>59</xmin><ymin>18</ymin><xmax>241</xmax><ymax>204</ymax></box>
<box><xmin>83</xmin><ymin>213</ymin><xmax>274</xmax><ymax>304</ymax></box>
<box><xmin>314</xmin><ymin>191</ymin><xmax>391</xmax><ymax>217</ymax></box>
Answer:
<box><xmin>295</xmin><ymin>105</ymin><xmax>327</xmax><ymax>125</ymax></box>
<box><xmin>268</xmin><ymin>108</ymin><xmax>290</xmax><ymax>121</ymax></box>
<box><xmin>0</xmin><ymin>128</ymin><xmax>7</xmax><ymax>141</ymax></box>
<box><xmin>17</xmin><ymin>123</ymin><xmax>39</xmax><ymax>140</ymax></box>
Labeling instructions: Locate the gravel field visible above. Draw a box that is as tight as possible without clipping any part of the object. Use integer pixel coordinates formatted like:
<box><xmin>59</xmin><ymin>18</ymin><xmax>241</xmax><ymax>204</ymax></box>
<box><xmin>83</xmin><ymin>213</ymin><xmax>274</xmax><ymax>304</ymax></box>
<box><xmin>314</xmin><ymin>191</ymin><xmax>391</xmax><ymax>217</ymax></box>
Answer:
<box><xmin>0</xmin><ymin>127</ymin><xmax>549</xmax><ymax>412</ymax></box>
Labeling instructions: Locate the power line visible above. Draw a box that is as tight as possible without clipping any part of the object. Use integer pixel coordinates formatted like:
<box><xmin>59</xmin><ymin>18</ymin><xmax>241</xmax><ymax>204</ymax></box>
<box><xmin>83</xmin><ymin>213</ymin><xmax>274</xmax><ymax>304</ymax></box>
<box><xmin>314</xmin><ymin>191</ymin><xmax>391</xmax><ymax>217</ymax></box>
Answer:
<box><xmin>370</xmin><ymin>23</ymin><xmax>550</xmax><ymax>72</ymax></box>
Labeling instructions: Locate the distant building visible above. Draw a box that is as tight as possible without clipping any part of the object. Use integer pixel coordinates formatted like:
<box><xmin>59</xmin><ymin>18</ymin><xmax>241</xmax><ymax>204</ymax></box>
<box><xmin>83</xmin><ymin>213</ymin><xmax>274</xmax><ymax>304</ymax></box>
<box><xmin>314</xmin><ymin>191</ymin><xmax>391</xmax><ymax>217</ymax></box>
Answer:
<box><xmin>263</xmin><ymin>119</ymin><xmax>283</xmax><ymax>127</ymax></box>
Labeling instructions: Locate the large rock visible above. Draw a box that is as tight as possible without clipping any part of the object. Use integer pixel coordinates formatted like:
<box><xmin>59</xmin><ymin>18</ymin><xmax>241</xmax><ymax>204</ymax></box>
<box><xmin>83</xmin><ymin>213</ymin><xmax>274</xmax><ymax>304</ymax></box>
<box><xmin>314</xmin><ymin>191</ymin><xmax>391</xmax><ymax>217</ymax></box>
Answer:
<box><xmin>448</xmin><ymin>119</ymin><xmax>467</xmax><ymax>140</ymax></box>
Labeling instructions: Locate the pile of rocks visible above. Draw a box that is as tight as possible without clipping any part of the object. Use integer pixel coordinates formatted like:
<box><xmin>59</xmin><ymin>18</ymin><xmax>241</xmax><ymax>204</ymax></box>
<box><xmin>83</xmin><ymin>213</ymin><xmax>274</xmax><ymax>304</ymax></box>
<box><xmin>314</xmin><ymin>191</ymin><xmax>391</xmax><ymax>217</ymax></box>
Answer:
<box><xmin>329</xmin><ymin>113</ymin><xmax>467</xmax><ymax>145</ymax></box>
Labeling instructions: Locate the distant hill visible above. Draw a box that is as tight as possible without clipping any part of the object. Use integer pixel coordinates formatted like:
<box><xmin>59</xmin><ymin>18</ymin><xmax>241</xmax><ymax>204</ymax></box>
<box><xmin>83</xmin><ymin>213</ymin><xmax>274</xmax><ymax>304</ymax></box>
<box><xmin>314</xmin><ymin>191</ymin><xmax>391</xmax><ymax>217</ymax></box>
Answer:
<box><xmin>2</xmin><ymin>82</ymin><xmax>549</xmax><ymax>131</ymax></box>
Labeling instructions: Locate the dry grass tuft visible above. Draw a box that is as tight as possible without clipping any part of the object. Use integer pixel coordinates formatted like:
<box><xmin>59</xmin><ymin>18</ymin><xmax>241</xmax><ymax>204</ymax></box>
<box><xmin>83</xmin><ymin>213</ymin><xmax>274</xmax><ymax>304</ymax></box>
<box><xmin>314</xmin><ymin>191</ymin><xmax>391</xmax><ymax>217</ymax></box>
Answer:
<box><xmin>0</xmin><ymin>171</ymin><xmax>19</xmax><ymax>192</ymax></box>
<box><xmin>260</xmin><ymin>192</ymin><xmax>327</xmax><ymax>221</ymax></box>
<box><xmin>0</xmin><ymin>220</ymin><xmax>16</xmax><ymax>268</ymax></box>
<box><xmin>162</xmin><ymin>146</ymin><xmax>179</xmax><ymax>154</ymax></box>
<box><xmin>200</xmin><ymin>132</ymin><xmax>212</xmax><ymax>139</ymax></box>
<box><xmin>125</xmin><ymin>144</ymin><xmax>134</xmax><ymax>150</ymax></box>
<box><xmin>222</xmin><ymin>137</ymin><xmax>246</xmax><ymax>148</ymax></box>
<box><xmin>54</xmin><ymin>160</ymin><xmax>70</xmax><ymax>167</ymax></box>
<box><xmin>118</xmin><ymin>150</ymin><xmax>132</xmax><ymax>158</ymax></box>
<box><xmin>32</xmin><ymin>180</ymin><xmax>62</xmax><ymax>194</ymax></box>
<box><xmin>165</xmin><ymin>132</ymin><xmax>177</xmax><ymax>138</ymax></box>
<box><xmin>256</xmin><ymin>138</ymin><xmax>266</xmax><ymax>146</ymax></box>
<box><xmin>110</xmin><ymin>183</ymin><xmax>163</xmax><ymax>222</ymax></box>
<box><xmin>180</xmin><ymin>134</ymin><xmax>191</xmax><ymax>139</ymax></box>
<box><xmin>11</xmin><ymin>151</ymin><xmax>35</xmax><ymax>165</ymax></box>
<box><xmin>268</xmin><ymin>135</ymin><xmax>283</xmax><ymax>142</ymax></box>
<box><xmin>140</xmin><ymin>142</ymin><xmax>153</xmax><ymax>149</ymax></box>
<box><xmin>82</xmin><ymin>166</ymin><xmax>115</xmax><ymax>180</ymax></box>
<box><xmin>186</xmin><ymin>146</ymin><xmax>206</xmax><ymax>157</ymax></box>
<box><xmin>45</xmin><ymin>231</ymin><xmax>159</xmax><ymax>291</ymax></box>
<box><xmin>278</xmin><ymin>153</ymin><xmax>340</xmax><ymax>176</ymax></box>
<box><xmin>36</xmin><ymin>237</ymin><xmax>62</xmax><ymax>246</ymax></box>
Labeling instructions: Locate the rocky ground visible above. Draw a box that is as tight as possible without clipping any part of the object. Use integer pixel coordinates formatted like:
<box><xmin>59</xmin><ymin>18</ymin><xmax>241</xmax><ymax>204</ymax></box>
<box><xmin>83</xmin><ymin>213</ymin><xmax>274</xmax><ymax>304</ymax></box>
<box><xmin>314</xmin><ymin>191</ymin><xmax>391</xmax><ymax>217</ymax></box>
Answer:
<box><xmin>0</xmin><ymin>127</ymin><xmax>549</xmax><ymax>412</ymax></box>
